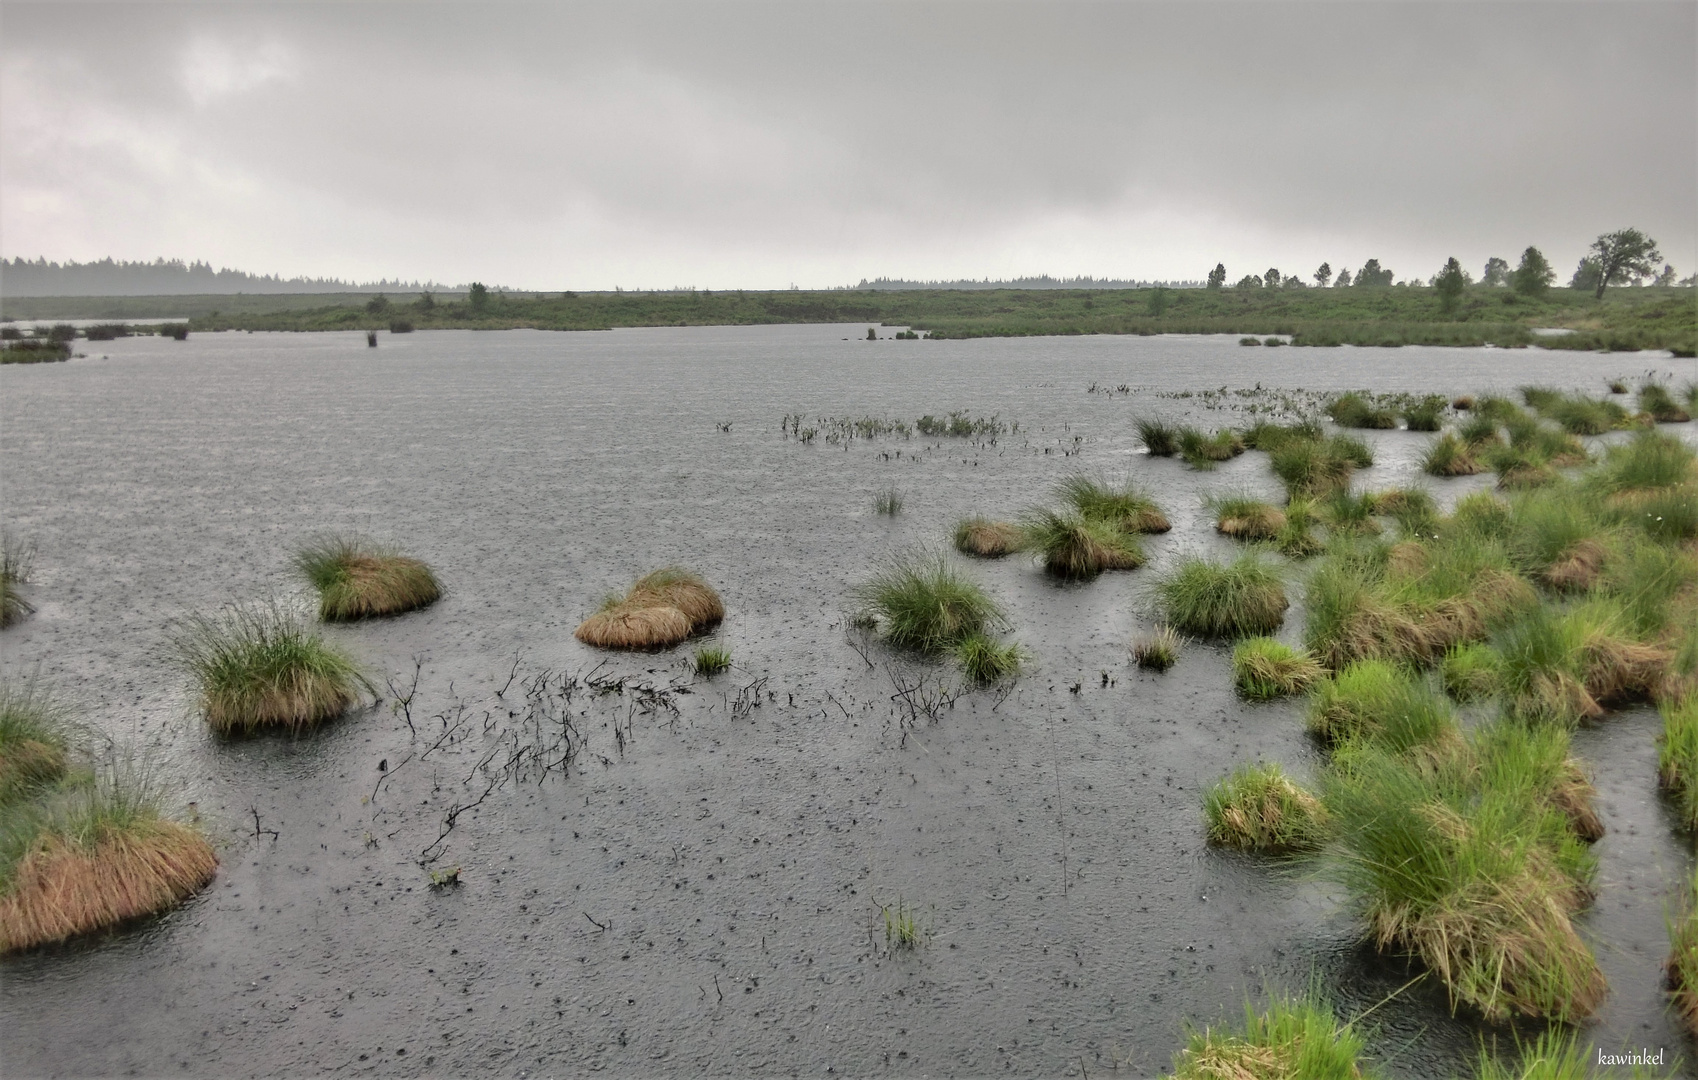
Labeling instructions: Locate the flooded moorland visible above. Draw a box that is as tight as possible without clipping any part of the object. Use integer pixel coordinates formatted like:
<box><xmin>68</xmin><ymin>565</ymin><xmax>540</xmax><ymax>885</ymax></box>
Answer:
<box><xmin>1</xmin><ymin>325</ymin><xmax>1693</xmax><ymax>1078</ymax></box>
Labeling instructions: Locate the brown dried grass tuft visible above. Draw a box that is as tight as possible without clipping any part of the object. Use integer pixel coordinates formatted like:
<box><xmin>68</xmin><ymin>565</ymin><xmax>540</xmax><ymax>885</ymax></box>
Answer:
<box><xmin>628</xmin><ymin>568</ymin><xmax>724</xmax><ymax>630</ymax></box>
<box><xmin>322</xmin><ymin>555</ymin><xmax>440</xmax><ymax>620</ymax></box>
<box><xmin>1580</xmin><ymin>632</ymin><xmax>1671</xmax><ymax>705</ymax></box>
<box><xmin>1550</xmin><ymin>760</ymin><xmax>1604</xmax><ymax>842</ymax></box>
<box><xmin>0</xmin><ymin>821</ymin><xmax>217</xmax><ymax>953</ymax></box>
<box><xmin>0</xmin><ymin>740</ymin><xmax>66</xmax><ymax>801</ymax></box>
<box><xmin>1542</xmin><ymin>540</ymin><xmax>1608</xmax><ymax>592</ymax></box>
<box><xmin>574</xmin><ymin>604</ymin><xmax>691</xmax><ymax>650</ymax></box>
<box><xmin>1387</xmin><ymin>541</ymin><xmax>1428</xmax><ymax>577</ymax></box>
<box><xmin>1217</xmin><ymin>507</ymin><xmax>1286</xmax><ymax>541</ymax></box>
<box><xmin>954</xmin><ymin>519</ymin><xmax>1024</xmax><ymax>558</ymax></box>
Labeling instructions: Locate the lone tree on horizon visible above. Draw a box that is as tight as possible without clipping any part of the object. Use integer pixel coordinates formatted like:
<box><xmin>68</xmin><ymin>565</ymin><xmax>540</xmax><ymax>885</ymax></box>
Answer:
<box><xmin>1313</xmin><ymin>262</ymin><xmax>1332</xmax><ymax>288</ymax></box>
<box><xmin>1434</xmin><ymin>257</ymin><xmax>1468</xmax><ymax>314</ymax></box>
<box><xmin>1512</xmin><ymin>246</ymin><xmax>1555</xmax><ymax>298</ymax></box>
<box><xmin>1585</xmin><ymin>228</ymin><xmax>1662</xmax><ymax>298</ymax></box>
<box><xmin>1206</xmin><ymin>263</ymin><xmax>1227</xmax><ymax>289</ymax></box>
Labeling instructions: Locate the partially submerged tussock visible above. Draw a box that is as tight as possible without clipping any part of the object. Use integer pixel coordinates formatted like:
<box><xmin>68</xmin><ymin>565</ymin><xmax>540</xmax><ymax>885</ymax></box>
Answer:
<box><xmin>952</xmin><ymin>518</ymin><xmax>1023</xmax><ymax>558</ymax></box>
<box><xmin>1</xmin><ymin>532</ymin><xmax>35</xmax><ymax>628</ymax></box>
<box><xmin>1058</xmin><ymin>475</ymin><xmax>1170</xmax><ymax>533</ymax></box>
<box><xmin>1323</xmin><ymin>728</ymin><xmax>1606</xmax><ymax>1023</ymax></box>
<box><xmin>1423</xmin><ymin>432</ymin><xmax>1483</xmax><ymax>477</ymax></box>
<box><xmin>1158</xmin><ymin>554</ymin><xmax>1288</xmax><ymax>638</ymax></box>
<box><xmin>1164</xmin><ymin>990</ymin><xmax>1376</xmax><ymax>1080</ymax></box>
<box><xmin>174</xmin><ymin>605</ymin><xmax>370</xmax><ymax>734</ymax></box>
<box><xmin>0</xmin><ymin>683</ymin><xmax>71</xmax><ymax>804</ymax></box>
<box><xmin>1022</xmin><ymin>510</ymin><xmax>1144</xmax><ymax>579</ymax></box>
<box><xmin>853</xmin><ymin>552</ymin><xmax>1004</xmax><ymax>655</ymax></box>
<box><xmin>1233</xmin><ymin>638</ymin><xmax>1323</xmax><ymax>700</ymax></box>
<box><xmin>576</xmin><ymin>567</ymin><xmax>723</xmax><ymax>650</ymax></box>
<box><xmin>1132</xmin><ymin>626</ymin><xmax>1182</xmax><ymax>672</ymax></box>
<box><xmin>294</xmin><ymin>536</ymin><xmax>442</xmax><ymax>620</ymax></box>
<box><xmin>1209</xmin><ymin>494</ymin><xmax>1286</xmax><ymax>541</ymax></box>
<box><xmin>955</xmin><ymin>633</ymin><xmax>1025</xmax><ymax>685</ymax></box>
<box><xmin>1204</xmin><ymin>763</ymin><xmax>1327</xmax><ymax>853</ymax></box>
<box><xmin>1</xmin><ymin>742</ymin><xmax>215</xmax><ymax>953</ymax></box>
<box><xmin>1306</xmin><ymin>660</ymin><xmax>1460</xmax><ymax>753</ymax></box>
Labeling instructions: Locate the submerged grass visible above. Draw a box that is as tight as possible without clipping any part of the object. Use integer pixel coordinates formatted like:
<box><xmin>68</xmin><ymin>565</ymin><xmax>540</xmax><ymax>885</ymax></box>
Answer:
<box><xmin>1158</xmin><ymin>554</ymin><xmax>1288</xmax><ymax>638</ymax></box>
<box><xmin>1203</xmin><ymin>763</ymin><xmax>1327</xmax><ymax>853</ymax></box>
<box><xmin>174</xmin><ymin>604</ymin><xmax>371</xmax><ymax>734</ymax></box>
<box><xmin>1233</xmin><ymin>638</ymin><xmax>1324</xmax><ymax>700</ymax></box>
<box><xmin>293</xmin><ymin>535</ymin><xmax>441</xmax><ymax>620</ymax></box>
<box><xmin>853</xmin><ymin>552</ymin><xmax>1003</xmax><ymax>654</ymax></box>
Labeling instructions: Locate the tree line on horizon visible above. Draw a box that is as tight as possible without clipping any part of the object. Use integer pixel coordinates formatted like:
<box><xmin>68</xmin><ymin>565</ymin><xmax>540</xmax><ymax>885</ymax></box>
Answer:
<box><xmin>1206</xmin><ymin>228</ymin><xmax>1689</xmax><ymax>310</ymax></box>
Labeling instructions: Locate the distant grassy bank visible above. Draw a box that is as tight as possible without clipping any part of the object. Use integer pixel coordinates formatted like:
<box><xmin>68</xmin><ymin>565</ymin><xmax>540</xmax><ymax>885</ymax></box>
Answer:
<box><xmin>4</xmin><ymin>285</ymin><xmax>1692</xmax><ymax>352</ymax></box>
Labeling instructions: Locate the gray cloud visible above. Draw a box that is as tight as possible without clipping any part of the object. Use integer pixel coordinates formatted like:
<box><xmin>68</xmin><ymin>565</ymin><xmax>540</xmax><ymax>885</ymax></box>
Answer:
<box><xmin>3</xmin><ymin>1</ymin><xmax>1692</xmax><ymax>288</ymax></box>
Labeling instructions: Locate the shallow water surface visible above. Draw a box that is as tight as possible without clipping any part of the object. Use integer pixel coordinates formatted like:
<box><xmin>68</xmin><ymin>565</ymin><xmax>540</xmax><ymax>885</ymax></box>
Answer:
<box><xmin>1</xmin><ymin>327</ymin><xmax>1693</xmax><ymax>1077</ymax></box>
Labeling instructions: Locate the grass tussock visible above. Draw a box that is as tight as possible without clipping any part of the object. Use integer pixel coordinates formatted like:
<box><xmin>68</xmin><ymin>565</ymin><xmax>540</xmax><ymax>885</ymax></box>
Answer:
<box><xmin>1059</xmin><ymin>475</ymin><xmax>1171</xmax><ymax>533</ymax></box>
<box><xmin>294</xmin><ymin>536</ymin><xmax>441</xmax><ymax>620</ymax></box>
<box><xmin>1640</xmin><ymin>381</ymin><xmax>1692</xmax><ymax>424</ymax></box>
<box><xmin>1233</xmin><ymin>638</ymin><xmax>1324</xmax><ymax>700</ymax></box>
<box><xmin>1164</xmin><ymin>990</ymin><xmax>1374</xmax><ymax>1080</ymax></box>
<box><xmin>0</xmin><ymin>683</ymin><xmax>71</xmax><ymax>804</ymax></box>
<box><xmin>1423</xmin><ymin>432</ymin><xmax>1484</xmax><ymax>477</ymax></box>
<box><xmin>578</xmin><ymin>567</ymin><xmax>724</xmax><ymax>649</ymax></box>
<box><xmin>1132</xmin><ymin>626</ymin><xmax>1182</xmax><ymax>672</ymax></box>
<box><xmin>1589</xmin><ymin>429</ymin><xmax>1696</xmax><ymax>493</ymax></box>
<box><xmin>1</xmin><ymin>759</ymin><xmax>216</xmax><ymax>953</ymax></box>
<box><xmin>1327</xmin><ymin>392</ymin><xmax>1398</xmax><ymax>429</ymax></box>
<box><xmin>1442</xmin><ymin>642</ymin><xmax>1502</xmax><ymax>702</ymax></box>
<box><xmin>1022</xmin><ymin>510</ymin><xmax>1144</xmax><ymax>579</ymax></box>
<box><xmin>952</xmin><ymin>518</ymin><xmax>1023</xmax><ymax>558</ymax></box>
<box><xmin>1137</xmin><ymin>417</ymin><xmax>1180</xmax><ymax>457</ymax></box>
<box><xmin>1159</xmin><ymin>554</ymin><xmax>1288</xmax><ymax>638</ymax></box>
<box><xmin>1204</xmin><ymin>763</ymin><xmax>1328</xmax><ymax>853</ymax></box>
<box><xmin>1177</xmin><ymin>426</ymin><xmax>1245</xmax><ymax>470</ymax></box>
<box><xmin>873</xmin><ymin>486</ymin><xmax>904</xmax><ymax>516</ymax></box>
<box><xmin>1</xmin><ymin>532</ymin><xmax>34</xmax><ymax>628</ymax></box>
<box><xmin>692</xmin><ymin>645</ymin><xmax>731</xmax><ymax>677</ymax></box>
<box><xmin>956</xmin><ymin>633</ymin><xmax>1026</xmax><ymax>684</ymax></box>
<box><xmin>853</xmin><ymin>552</ymin><xmax>1003</xmax><ymax>654</ymax></box>
<box><xmin>1270</xmin><ymin>436</ymin><xmax>1363</xmax><ymax>498</ymax></box>
<box><xmin>1323</xmin><ymin>729</ymin><xmax>1606</xmax><ymax>1023</ymax></box>
<box><xmin>1658</xmin><ymin>696</ymin><xmax>1698</xmax><ymax>832</ymax></box>
<box><xmin>1306</xmin><ymin>660</ymin><xmax>1460</xmax><ymax>752</ymax></box>
<box><xmin>1208</xmin><ymin>494</ymin><xmax>1286</xmax><ymax>541</ymax></box>
<box><xmin>175</xmin><ymin>605</ymin><xmax>370</xmax><ymax>734</ymax></box>
<box><xmin>1669</xmin><ymin>864</ymin><xmax>1698</xmax><ymax>1039</ymax></box>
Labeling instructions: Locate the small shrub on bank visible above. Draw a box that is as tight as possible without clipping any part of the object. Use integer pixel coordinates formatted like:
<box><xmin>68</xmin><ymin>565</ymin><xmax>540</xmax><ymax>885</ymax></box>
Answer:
<box><xmin>174</xmin><ymin>604</ymin><xmax>371</xmax><ymax>734</ymax></box>
<box><xmin>1203</xmin><ymin>763</ymin><xmax>1327</xmax><ymax>852</ymax></box>
<box><xmin>1158</xmin><ymin>553</ymin><xmax>1287</xmax><ymax>638</ymax></box>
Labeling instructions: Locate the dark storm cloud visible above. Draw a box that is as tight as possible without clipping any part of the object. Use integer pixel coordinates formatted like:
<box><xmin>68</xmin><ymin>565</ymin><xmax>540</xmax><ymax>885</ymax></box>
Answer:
<box><xmin>2</xmin><ymin>1</ymin><xmax>1692</xmax><ymax>288</ymax></box>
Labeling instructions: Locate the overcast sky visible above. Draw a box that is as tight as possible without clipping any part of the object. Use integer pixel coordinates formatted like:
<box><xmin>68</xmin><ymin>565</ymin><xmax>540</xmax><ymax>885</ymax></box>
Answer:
<box><xmin>3</xmin><ymin>1</ymin><xmax>1693</xmax><ymax>290</ymax></box>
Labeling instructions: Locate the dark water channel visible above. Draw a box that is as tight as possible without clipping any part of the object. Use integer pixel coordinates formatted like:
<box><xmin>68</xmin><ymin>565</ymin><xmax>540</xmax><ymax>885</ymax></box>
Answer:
<box><xmin>2</xmin><ymin>326</ymin><xmax>1694</xmax><ymax>1077</ymax></box>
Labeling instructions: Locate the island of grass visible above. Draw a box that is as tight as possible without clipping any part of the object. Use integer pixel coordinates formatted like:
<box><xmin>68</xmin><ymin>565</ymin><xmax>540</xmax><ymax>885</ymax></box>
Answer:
<box><xmin>1021</xmin><ymin>510</ymin><xmax>1144</xmax><ymax>579</ymax></box>
<box><xmin>852</xmin><ymin>552</ymin><xmax>1022</xmax><ymax>683</ymax></box>
<box><xmin>294</xmin><ymin>536</ymin><xmax>442</xmax><ymax>620</ymax></box>
<box><xmin>952</xmin><ymin>518</ymin><xmax>1023</xmax><ymax>558</ymax></box>
<box><xmin>1164</xmin><ymin>991</ymin><xmax>1374</xmax><ymax>1080</ymax></box>
<box><xmin>575</xmin><ymin>567</ymin><xmax>724</xmax><ymax>650</ymax></box>
<box><xmin>1157</xmin><ymin>553</ymin><xmax>1288</xmax><ymax>638</ymax></box>
<box><xmin>1203</xmin><ymin>763</ymin><xmax>1326</xmax><ymax>853</ymax></box>
<box><xmin>0</xmin><ymin>684</ymin><xmax>216</xmax><ymax>953</ymax></box>
<box><xmin>175</xmin><ymin>605</ymin><xmax>372</xmax><ymax>734</ymax></box>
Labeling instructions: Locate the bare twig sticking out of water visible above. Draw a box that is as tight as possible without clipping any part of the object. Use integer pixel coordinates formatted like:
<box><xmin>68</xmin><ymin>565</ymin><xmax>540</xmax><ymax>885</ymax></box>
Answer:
<box><xmin>386</xmin><ymin>657</ymin><xmax>424</xmax><ymax>737</ymax></box>
<box><xmin>494</xmin><ymin>653</ymin><xmax>522</xmax><ymax>699</ymax></box>
<box><xmin>1047</xmin><ymin>710</ymin><xmax>1069</xmax><ymax>897</ymax></box>
<box><xmin>844</xmin><ymin>627</ymin><xmax>876</xmax><ymax>669</ymax></box>
<box><xmin>729</xmin><ymin>675</ymin><xmax>769</xmax><ymax>721</ymax></box>
<box><xmin>887</xmin><ymin>669</ymin><xmax>962</xmax><ymax>735</ymax></box>
<box><xmin>583</xmin><ymin>911</ymin><xmax>610</xmax><ymax>932</ymax></box>
<box><xmin>249</xmin><ymin>805</ymin><xmax>279</xmax><ymax>841</ymax></box>
<box><xmin>420</xmin><ymin>776</ymin><xmax>498</xmax><ymax>864</ymax></box>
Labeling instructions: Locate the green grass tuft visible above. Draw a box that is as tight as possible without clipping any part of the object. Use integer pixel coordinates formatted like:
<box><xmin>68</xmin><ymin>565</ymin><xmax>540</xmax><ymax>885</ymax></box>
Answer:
<box><xmin>1640</xmin><ymin>381</ymin><xmax>1693</xmax><ymax>423</ymax></box>
<box><xmin>1158</xmin><ymin>554</ymin><xmax>1288</xmax><ymax>638</ymax></box>
<box><xmin>1203</xmin><ymin>763</ymin><xmax>1328</xmax><ymax>853</ymax></box>
<box><xmin>955</xmin><ymin>632</ymin><xmax>1025</xmax><ymax>684</ymax></box>
<box><xmin>293</xmin><ymin>535</ymin><xmax>441</xmax><ymax>620</ymax></box>
<box><xmin>0</xmin><ymin>682</ymin><xmax>71</xmax><ymax>805</ymax></box>
<box><xmin>873</xmin><ymin>486</ymin><xmax>904</xmax><ymax>516</ymax></box>
<box><xmin>1021</xmin><ymin>510</ymin><xmax>1145</xmax><ymax>579</ymax></box>
<box><xmin>692</xmin><ymin>645</ymin><xmax>732</xmax><ymax>677</ymax></box>
<box><xmin>1307</xmin><ymin>659</ymin><xmax>1459</xmax><ymax>752</ymax></box>
<box><xmin>173</xmin><ymin>603</ymin><xmax>372</xmax><ymax>734</ymax></box>
<box><xmin>1659</xmin><ymin>696</ymin><xmax>1698</xmax><ymax>832</ymax></box>
<box><xmin>1058</xmin><ymin>475</ymin><xmax>1170</xmax><ymax>533</ymax></box>
<box><xmin>1232</xmin><ymin>638</ymin><xmax>1323</xmax><ymax>700</ymax></box>
<box><xmin>1137</xmin><ymin>417</ymin><xmax>1179</xmax><ymax>457</ymax></box>
<box><xmin>852</xmin><ymin>552</ymin><xmax>1004</xmax><ymax>654</ymax></box>
<box><xmin>1132</xmin><ymin>626</ymin><xmax>1183</xmax><ymax>672</ymax></box>
<box><xmin>1327</xmin><ymin>392</ymin><xmax>1398</xmax><ymax>429</ymax></box>
<box><xmin>1442</xmin><ymin>642</ymin><xmax>1502</xmax><ymax>702</ymax></box>
<box><xmin>1207</xmin><ymin>493</ymin><xmax>1286</xmax><ymax>541</ymax></box>
<box><xmin>1423</xmin><ymin>431</ymin><xmax>1484</xmax><ymax>477</ymax></box>
<box><xmin>1164</xmin><ymin>989</ymin><xmax>1374</xmax><ymax>1080</ymax></box>
<box><xmin>1</xmin><ymin>532</ymin><xmax>35</xmax><ymax>628</ymax></box>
